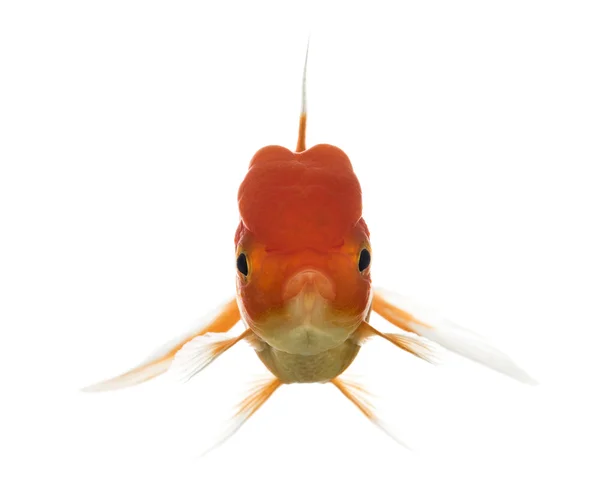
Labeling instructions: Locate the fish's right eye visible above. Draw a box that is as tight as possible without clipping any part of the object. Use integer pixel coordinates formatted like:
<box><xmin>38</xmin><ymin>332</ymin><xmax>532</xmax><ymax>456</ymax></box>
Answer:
<box><xmin>236</xmin><ymin>253</ymin><xmax>249</xmax><ymax>276</ymax></box>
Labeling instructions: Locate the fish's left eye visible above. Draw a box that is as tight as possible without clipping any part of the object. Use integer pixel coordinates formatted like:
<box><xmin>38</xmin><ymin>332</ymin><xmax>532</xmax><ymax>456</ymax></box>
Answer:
<box><xmin>358</xmin><ymin>248</ymin><xmax>371</xmax><ymax>272</ymax></box>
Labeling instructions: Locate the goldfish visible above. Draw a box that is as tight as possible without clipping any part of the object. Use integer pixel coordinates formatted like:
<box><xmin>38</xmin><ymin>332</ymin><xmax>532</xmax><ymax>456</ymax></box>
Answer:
<box><xmin>83</xmin><ymin>42</ymin><xmax>535</xmax><ymax>449</ymax></box>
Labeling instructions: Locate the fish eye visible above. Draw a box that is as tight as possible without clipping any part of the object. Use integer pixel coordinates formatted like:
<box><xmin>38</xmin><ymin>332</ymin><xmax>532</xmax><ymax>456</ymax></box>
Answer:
<box><xmin>358</xmin><ymin>248</ymin><xmax>371</xmax><ymax>272</ymax></box>
<box><xmin>236</xmin><ymin>252</ymin><xmax>249</xmax><ymax>276</ymax></box>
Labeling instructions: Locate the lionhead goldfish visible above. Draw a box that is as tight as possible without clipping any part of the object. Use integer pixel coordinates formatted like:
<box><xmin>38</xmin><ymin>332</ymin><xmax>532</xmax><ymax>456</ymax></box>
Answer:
<box><xmin>84</xmin><ymin>42</ymin><xmax>535</xmax><ymax>450</ymax></box>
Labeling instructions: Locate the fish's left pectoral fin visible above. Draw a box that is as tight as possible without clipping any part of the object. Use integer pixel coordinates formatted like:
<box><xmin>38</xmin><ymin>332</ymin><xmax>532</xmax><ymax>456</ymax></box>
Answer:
<box><xmin>357</xmin><ymin>321</ymin><xmax>439</xmax><ymax>364</ymax></box>
<box><xmin>372</xmin><ymin>289</ymin><xmax>537</xmax><ymax>385</ymax></box>
<box><xmin>201</xmin><ymin>377</ymin><xmax>282</xmax><ymax>456</ymax></box>
<box><xmin>331</xmin><ymin>377</ymin><xmax>411</xmax><ymax>449</ymax></box>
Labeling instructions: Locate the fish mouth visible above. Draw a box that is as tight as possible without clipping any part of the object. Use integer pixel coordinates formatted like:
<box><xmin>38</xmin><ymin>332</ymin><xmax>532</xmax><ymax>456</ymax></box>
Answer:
<box><xmin>282</xmin><ymin>269</ymin><xmax>336</xmax><ymax>303</ymax></box>
<box><xmin>251</xmin><ymin>273</ymin><xmax>359</xmax><ymax>356</ymax></box>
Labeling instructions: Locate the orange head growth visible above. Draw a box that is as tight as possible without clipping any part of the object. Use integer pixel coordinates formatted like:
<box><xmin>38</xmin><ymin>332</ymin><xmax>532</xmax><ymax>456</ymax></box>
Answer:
<box><xmin>238</xmin><ymin>144</ymin><xmax>363</xmax><ymax>250</ymax></box>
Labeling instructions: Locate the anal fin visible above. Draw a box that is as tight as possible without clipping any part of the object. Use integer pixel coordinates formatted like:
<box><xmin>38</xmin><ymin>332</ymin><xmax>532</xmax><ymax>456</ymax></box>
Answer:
<box><xmin>331</xmin><ymin>377</ymin><xmax>410</xmax><ymax>449</ymax></box>
<box><xmin>201</xmin><ymin>377</ymin><xmax>282</xmax><ymax>456</ymax></box>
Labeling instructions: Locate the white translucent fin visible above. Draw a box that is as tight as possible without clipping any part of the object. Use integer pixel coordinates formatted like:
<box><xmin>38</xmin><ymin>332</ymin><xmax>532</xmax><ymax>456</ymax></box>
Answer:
<box><xmin>200</xmin><ymin>377</ymin><xmax>282</xmax><ymax>456</ymax></box>
<box><xmin>82</xmin><ymin>359</ymin><xmax>173</xmax><ymax>392</ymax></box>
<box><xmin>82</xmin><ymin>298</ymin><xmax>241</xmax><ymax>392</ymax></box>
<box><xmin>331</xmin><ymin>377</ymin><xmax>411</xmax><ymax>449</ymax></box>
<box><xmin>358</xmin><ymin>321</ymin><xmax>439</xmax><ymax>364</ymax></box>
<box><xmin>170</xmin><ymin>330</ymin><xmax>251</xmax><ymax>383</ymax></box>
<box><xmin>372</xmin><ymin>289</ymin><xmax>537</xmax><ymax>384</ymax></box>
<box><xmin>300</xmin><ymin>36</ymin><xmax>309</xmax><ymax>117</ymax></box>
<box><xmin>295</xmin><ymin>36</ymin><xmax>310</xmax><ymax>153</ymax></box>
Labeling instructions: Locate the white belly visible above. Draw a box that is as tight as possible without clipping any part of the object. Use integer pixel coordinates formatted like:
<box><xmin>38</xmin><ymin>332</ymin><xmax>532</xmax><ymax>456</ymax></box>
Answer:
<box><xmin>254</xmin><ymin>339</ymin><xmax>361</xmax><ymax>383</ymax></box>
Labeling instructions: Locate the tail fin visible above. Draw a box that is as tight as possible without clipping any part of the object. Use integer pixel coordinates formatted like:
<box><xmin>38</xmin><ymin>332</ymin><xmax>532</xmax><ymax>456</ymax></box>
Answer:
<box><xmin>295</xmin><ymin>37</ymin><xmax>310</xmax><ymax>153</ymax></box>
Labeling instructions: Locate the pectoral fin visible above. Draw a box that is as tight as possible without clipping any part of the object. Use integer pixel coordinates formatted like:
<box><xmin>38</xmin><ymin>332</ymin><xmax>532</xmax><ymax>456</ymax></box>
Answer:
<box><xmin>82</xmin><ymin>298</ymin><xmax>241</xmax><ymax>392</ymax></box>
<box><xmin>170</xmin><ymin>329</ymin><xmax>251</xmax><ymax>383</ymax></box>
<box><xmin>372</xmin><ymin>289</ymin><xmax>536</xmax><ymax>384</ymax></box>
<box><xmin>357</xmin><ymin>321</ymin><xmax>439</xmax><ymax>364</ymax></box>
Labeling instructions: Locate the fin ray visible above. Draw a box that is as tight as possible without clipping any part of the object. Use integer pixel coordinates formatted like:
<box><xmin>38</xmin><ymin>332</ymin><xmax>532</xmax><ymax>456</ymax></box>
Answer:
<box><xmin>82</xmin><ymin>298</ymin><xmax>241</xmax><ymax>392</ymax></box>
<box><xmin>170</xmin><ymin>329</ymin><xmax>251</xmax><ymax>383</ymax></box>
<box><xmin>200</xmin><ymin>377</ymin><xmax>282</xmax><ymax>456</ymax></box>
<box><xmin>358</xmin><ymin>321</ymin><xmax>439</xmax><ymax>364</ymax></box>
<box><xmin>331</xmin><ymin>377</ymin><xmax>411</xmax><ymax>449</ymax></box>
<box><xmin>372</xmin><ymin>289</ymin><xmax>536</xmax><ymax>384</ymax></box>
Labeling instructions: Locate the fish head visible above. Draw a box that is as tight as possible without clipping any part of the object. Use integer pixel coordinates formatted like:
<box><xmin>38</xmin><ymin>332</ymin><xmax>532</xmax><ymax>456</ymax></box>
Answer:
<box><xmin>234</xmin><ymin>144</ymin><xmax>372</xmax><ymax>355</ymax></box>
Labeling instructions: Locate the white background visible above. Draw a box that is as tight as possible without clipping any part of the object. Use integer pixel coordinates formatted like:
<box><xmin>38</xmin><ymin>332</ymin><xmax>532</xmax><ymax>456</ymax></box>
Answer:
<box><xmin>1</xmin><ymin>1</ymin><xmax>599</xmax><ymax>492</ymax></box>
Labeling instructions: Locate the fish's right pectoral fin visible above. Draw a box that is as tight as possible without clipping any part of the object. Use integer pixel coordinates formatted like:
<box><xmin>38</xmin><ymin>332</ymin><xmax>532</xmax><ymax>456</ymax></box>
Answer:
<box><xmin>82</xmin><ymin>298</ymin><xmax>242</xmax><ymax>392</ymax></box>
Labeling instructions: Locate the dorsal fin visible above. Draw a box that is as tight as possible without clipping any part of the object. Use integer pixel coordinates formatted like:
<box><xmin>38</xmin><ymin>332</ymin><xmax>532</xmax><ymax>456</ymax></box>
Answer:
<box><xmin>295</xmin><ymin>38</ymin><xmax>310</xmax><ymax>153</ymax></box>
